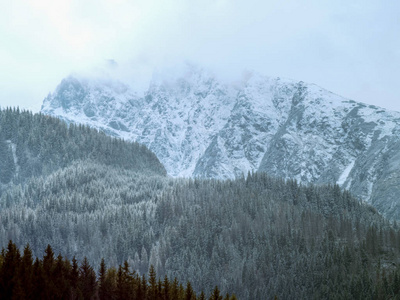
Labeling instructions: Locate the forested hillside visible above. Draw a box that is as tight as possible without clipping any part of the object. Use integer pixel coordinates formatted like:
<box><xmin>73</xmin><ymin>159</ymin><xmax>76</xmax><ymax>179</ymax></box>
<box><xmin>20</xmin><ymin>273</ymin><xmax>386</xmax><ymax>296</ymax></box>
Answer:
<box><xmin>2</xmin><ymin>160</ymin><xmax>400</xmax><ymax>299</ymax></box>
<box><xmin>0</xmin><ymin>107</ymin><xmax>166</xmax><ymax>189</ymax></box>
<box><xmin>2</xmin><ymin>107</ymin><xmax>400</xmax><ymax>298</ymax></box>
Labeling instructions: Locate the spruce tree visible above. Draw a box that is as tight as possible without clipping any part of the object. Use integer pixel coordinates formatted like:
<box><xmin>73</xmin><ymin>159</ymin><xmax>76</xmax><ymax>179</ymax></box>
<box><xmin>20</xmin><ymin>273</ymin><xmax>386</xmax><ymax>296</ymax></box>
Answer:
<box><xmin>0</xmin><ymin>241</ymin><xmax>20</xmax><ymax>299</ymax></box>
<box><xmin>163</xmin><ymin>275</ymin><xmax>171</xmax><ymax>300</ymax></box>
<box><xmin>210</xmin><ymin>286</ymin><xmax>222</xmax><ymax>300</ymax></box>
<box><xmin>19</xmin><ymin>244</ymin><xmax>33</xmax><ymax>298</ymax></box>
<box><xmin>79</xmin><ymin>257</ymin><xmax>97</xmax><ymax>300</ymax></box>
<box><xmin>185</xmin><ymin>281</ymin><xmax>195</xmax><ymax>300</ymax></box>
<box><xmin>99</xmin><ymin>258</ymin><xmax>108</xmax><ymax>300</ymax></box>
<box><xmin>148</xmin><ymin>265</ymin><xmax>158</xmax><ymax>300</ymax></box>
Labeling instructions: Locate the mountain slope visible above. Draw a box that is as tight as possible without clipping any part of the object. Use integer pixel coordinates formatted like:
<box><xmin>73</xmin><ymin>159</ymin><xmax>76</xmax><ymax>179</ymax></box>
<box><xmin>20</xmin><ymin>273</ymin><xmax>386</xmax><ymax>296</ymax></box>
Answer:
<box><xmin>2</xmin><ymin>106</ymin><xmax>400</xmax><ymax>298</ymax></box>
<box><xmin>41</xmin><ymin>66</ymin><xmax>400</xmax><ymax>218</ymax></box>
<box><xmin>1</xmin><ymin>161</ymin><xmax>398</xmax><ymax>299</ymax></box>
<box><xmin>0</xmin><ymin>108</ymin><xmax>166</xmax><ymax>189</ymax></box>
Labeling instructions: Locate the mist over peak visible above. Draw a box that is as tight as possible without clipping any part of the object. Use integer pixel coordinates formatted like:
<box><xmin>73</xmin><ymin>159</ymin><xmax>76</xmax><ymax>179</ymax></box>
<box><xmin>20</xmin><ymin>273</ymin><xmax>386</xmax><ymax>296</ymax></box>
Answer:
<box><xmin>42</xmin><ymin>67</ymin><xmax>400</xmax><ymax>219</ymax></box>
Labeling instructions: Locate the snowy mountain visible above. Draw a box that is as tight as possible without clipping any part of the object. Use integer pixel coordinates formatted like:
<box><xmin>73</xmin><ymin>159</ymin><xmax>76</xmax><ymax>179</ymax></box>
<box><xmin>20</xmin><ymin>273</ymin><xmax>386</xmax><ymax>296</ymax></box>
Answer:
<box><xmin>41</xmin><ymin>65</ymin><xmax>400</xmax><ymax>219</ymax></box>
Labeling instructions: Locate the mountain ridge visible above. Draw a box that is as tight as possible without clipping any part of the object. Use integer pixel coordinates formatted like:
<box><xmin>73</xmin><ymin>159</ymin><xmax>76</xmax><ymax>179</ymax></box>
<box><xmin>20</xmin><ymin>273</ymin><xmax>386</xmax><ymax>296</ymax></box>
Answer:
<box><xmin>41</xmin><ymin>65</ymin><xmax>400</xmax><ymax>219</ymax></box>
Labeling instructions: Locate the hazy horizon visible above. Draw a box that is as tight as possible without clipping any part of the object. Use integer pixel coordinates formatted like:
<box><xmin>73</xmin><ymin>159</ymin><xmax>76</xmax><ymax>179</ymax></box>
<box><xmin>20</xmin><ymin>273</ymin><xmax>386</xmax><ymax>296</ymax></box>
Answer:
<box><xmin>1</xmin><ymin>0</ymin><xmax>399</xmax><ymax>113</ymax></box>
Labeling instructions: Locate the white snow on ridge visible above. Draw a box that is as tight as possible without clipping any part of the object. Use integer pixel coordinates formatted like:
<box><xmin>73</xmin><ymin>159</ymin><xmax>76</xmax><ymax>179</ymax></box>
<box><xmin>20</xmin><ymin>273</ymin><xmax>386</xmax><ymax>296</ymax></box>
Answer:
<box><xmin>337</xmin><ymin>160</ymin><xmax>355</xmax><ymax>186</ymax></box>
<box><xmin>41</xmin><ymin>65</ymin><xmax>400</xmax><ymax>219</ymax></box>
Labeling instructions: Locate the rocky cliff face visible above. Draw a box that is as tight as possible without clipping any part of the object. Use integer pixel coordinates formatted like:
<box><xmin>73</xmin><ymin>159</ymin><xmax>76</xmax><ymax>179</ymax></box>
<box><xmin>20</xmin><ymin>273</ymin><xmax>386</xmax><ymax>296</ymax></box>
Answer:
<box><xmin>41</xmin><ymin>66</ymin><xmax>400</xmax><ymax>219</ymax></box>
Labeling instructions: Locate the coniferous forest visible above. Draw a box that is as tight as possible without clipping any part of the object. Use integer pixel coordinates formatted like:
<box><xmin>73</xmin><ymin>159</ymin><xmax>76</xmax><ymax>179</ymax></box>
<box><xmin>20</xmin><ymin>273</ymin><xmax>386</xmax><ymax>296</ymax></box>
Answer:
<box><xmin>2</xmin><ymin>108</ymin><xmax>400</xmax><ymax>298</ymax></box>
<box><xmin>0</xmin><ymin>107</ymin><xmax>166</xmax><ymax>188</ymax></box>
<box><xmin>0</xmin><ymin>241</ymin><xmax>233</xmax><ymax>299</ymax></box>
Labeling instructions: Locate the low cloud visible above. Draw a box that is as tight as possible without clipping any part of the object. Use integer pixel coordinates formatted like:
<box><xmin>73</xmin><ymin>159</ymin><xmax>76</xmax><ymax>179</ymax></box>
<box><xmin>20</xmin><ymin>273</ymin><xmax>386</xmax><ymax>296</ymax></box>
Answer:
<box><xmin>1</xmin><ymin>0</ymin><xmax>399</xmax><ymax>112</ymax></box>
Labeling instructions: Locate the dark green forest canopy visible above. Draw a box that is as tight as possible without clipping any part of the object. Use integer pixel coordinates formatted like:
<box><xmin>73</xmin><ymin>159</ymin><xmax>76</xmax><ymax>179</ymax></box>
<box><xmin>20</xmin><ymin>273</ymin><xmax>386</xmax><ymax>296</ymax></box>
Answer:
<box><xmin>0</xmin><ymin>107</ymin><xmax>166</xmax><ymax>187</ymax></box>
<box><xmin>0</xmin><ymin>241</ymin><xmax>235</xmax><ymax>300</ymax></box>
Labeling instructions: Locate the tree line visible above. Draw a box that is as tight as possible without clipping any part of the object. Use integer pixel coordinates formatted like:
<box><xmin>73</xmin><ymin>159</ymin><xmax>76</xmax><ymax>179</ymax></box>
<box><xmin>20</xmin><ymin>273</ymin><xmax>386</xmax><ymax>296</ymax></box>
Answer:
<box><xmin>0</xmin><ymin>240</ymin><xmax>235</xmax><ymax>300</ymax></box>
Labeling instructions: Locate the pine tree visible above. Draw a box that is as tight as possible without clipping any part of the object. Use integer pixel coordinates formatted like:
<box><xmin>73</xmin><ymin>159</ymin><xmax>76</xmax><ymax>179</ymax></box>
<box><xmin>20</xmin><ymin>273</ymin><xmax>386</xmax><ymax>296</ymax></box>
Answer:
<box><xmin>43</xmin><ymin>244</ymin><xmax>55</xmax><ymax>276</ymax></box>
<box><xmin>69</xmin><ymin>256</ymin><xmax>81</xmax><ymax>298</ymax></box>
<box><xmin>158</xmin><ymin>278</ymin><xmax>163</xmax><ymax>300</ymax></box>
<box><xmin>116</xmin><ymin>263</ymin><xmax>134</xmax><ymax>300</ymax></box>
<box><xmin>99</xmin><ymin>258</ymin><xmax>108</xmax><ymax>300</ymax></box>
<box><xmin>79</xmin><ymin>256</ymin><xmax>97</xmax><ymax>300</ymax></box>
<box><xmin>170</xmin><ymin>277</ymin><xmax>179</xmax><ymax>300</ymax></box>
<box><xmin>209</xmin><ymin>286</ymin><xmax>222</xmax><ymax>300</ymax></box>
<box><xmin>199</xmin><ymin>291</ymin><xmax>206</xmax><ymax>300</ymax></box>
<box><xmin>19</xmin><ymin>244</ymin><xmax>33</xmax><ymax>299</ymax></box>
<box><xmin>105</xmin><ymin>267</ymin><xmax>118</xmax><ymax>299</ymax></box>
<box><xmin>117</xmin><ymin>264</ymin><xmax>125</xmax><ymax>300</ymax></box>
<box><xmin>136</xmin><ymin>275</ymin><xmax>144</xmax><ymax>300</ymax></box>
<box><xmin>178</xmin><ymin>283</ymin><xmax>185</xmax><ymax>300</ymax></box>
<box><xmin>163</xmin><ymin>275</ymin><xmax>171</xmax><ymax>300</ymax></box>
<box><xmin>141</xmin><ymin>274</ymin><xmax>148</xmax><ymax>299</ymax></box>
<box><xmin>148</xmin><ymin>265</ymin><xmax>158</xmax><ymax>300</ymax></box>
<box><xmin>0</xmin><ymin>241</ymin><xmax>20</xmax><ymax>299</ymax></box>
<box><xmin>124</xmin><ymin>260</ymin><xmax>136</xmax><ymax>298</ymax></box>
<box><xmin>53</xmin><ymin>254</ymin><xmax>68</xmax><ymax>299</ymax></box>
<box><xmin>185</xmin><ymin>281</ymin><xmax>195</xmax><ymax>300</ymax></box>
<box><xmin>31</xmin><ymin>258</ymin><xmax>46</xmax><ymax>299</ymax></box>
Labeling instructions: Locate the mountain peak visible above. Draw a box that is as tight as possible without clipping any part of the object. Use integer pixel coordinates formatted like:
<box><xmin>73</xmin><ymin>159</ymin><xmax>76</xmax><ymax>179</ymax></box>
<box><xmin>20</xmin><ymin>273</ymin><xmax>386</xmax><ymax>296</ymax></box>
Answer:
<box><xmin>41</xmin><ymin>67</ymin><xmax>400</xmax><ymax>218</ymax></box>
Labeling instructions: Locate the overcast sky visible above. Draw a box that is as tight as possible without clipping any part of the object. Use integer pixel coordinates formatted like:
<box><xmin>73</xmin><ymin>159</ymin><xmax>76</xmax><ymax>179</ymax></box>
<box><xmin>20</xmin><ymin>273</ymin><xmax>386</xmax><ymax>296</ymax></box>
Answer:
<box><xmin>1</xmin><ymin>0</ymin><xmax>399</xmax><ymax>112</ymax></box>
